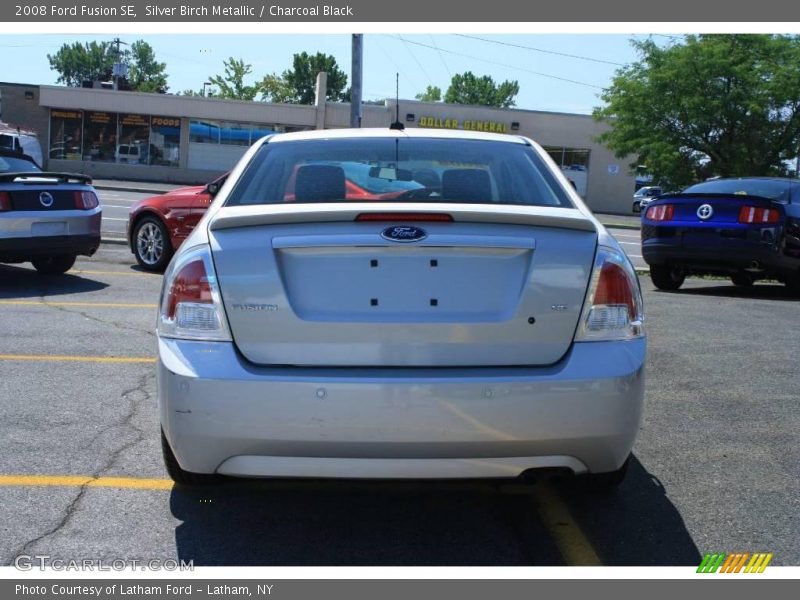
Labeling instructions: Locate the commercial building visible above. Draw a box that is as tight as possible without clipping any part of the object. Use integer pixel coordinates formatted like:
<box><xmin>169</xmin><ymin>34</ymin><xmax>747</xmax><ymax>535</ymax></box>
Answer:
<box><xmin>0</xmin><ymin>77</ymin><xmax>635</xmax><ymax>213</ymax></box>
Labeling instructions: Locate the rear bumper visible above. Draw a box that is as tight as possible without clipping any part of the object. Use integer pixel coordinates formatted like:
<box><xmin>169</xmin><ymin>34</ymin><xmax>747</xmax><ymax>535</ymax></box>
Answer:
<box><xmin>158</xmin><ymin>337</ymin><xmax>646</xmax><ymax>479</ymax></box>
<box><xmin>642</xmin><ymin>233</ymin><xmax>797</xmax><ymax>275</ymax></box>
<box><xmin>0</xmin><ymin>209</ymin><xmax>101</xmax><ymax>261</ymax></box>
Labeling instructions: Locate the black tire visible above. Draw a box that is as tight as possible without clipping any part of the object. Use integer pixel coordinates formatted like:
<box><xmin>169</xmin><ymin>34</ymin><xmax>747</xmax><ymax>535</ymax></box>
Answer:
<box><xmin>133</xmin><ymin>216</ymin><xmax>173</xmax><ymax>272</ymax></box>
<box><xmin>785</xmin><ymin>272</ymin><xmax>800</xmax><ymax>294</ymax></box>
<box><xmin>583</xmin><ymin>455</ymin><xmax>630</xmax><ymax>490</ymax></box>
<box><xmin>650</xmin><ymin>264</ymin><xmax>685</xmax><ymax>291</ymax></box>
<box><xmin>731</xmin><ymin>272</ymin><xmax>754</xmax><ymax>287</ymax></box>
<box><xmin>31</xmin><ymin>254</ymin><xmax>76</xmax><ymax>275</ymax></box>
<box><xmin>161</xmin><ymin>429</ymin><xmax>218</xmax><ymax>486</ymax></box>
<box><xmin>632</xmin><ymin>201</ymin><xmax>641</xmax><ymax>213</ymax></box>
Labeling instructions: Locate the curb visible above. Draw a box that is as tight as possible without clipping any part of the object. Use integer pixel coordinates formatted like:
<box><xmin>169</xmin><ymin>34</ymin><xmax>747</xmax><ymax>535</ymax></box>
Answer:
<box><xmin>95</xmin><ymin>184</ymin><xmax>170</xmax><ymax>195</ymax></box>
<box><xmin>101</xmin><ymin>237</ymin><xmax>129</xmax><ymax>246</ymax></box>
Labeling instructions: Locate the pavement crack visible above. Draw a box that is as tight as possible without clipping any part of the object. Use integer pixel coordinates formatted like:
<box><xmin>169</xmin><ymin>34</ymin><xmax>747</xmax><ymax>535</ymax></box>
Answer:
<box><xmin>46</xmin><ymin>303</ymin><xmax>155</xmax><ymax>337</ymax></box>
<box><xmin>4</xmin><ymin>373</ymin><xmax>155</xmax><ymax>563</ymax></box>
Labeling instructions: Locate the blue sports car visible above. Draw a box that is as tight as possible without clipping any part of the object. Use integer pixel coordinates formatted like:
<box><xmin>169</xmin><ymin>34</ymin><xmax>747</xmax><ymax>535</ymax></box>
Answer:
<box><xmin>641</xmin><ymin>177</ymin><xmax>800</xmax><ymax>291</ymax></box>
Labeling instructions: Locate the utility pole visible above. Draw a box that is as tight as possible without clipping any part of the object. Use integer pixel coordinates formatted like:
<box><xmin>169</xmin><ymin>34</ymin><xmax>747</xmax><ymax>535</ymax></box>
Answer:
<box><xmin>109</xmin><ymin>37</ymin><xmax>128</xmax><ymax>91</ymax></box>
<box><xmin>350</xmin><ymin>34</ymin><xmax>363</xmax><ymax>128</ymax></box>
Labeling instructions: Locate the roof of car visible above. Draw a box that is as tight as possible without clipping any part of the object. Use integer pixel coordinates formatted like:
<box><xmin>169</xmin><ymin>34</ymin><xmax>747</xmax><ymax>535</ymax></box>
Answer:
<box><xmin>265</xmin><ymin>127</ymin><xmax>530</xmax><ymax>145</ymax></box>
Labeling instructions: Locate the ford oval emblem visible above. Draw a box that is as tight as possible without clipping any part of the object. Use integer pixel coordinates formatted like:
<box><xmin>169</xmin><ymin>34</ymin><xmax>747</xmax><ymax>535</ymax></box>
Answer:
<box><xmin>381</xmin><ymin>225</ymin><xmax>427</xmax><ymax>243</ymax></box>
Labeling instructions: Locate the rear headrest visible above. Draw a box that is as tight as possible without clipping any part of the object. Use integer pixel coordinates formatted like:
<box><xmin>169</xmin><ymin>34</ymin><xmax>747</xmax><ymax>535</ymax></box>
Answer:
<box><xmin>295</xmin><ymin>164</ymin><xmax>346</xmax><ymax>201</ymax></box>
<box><xmin>442</xmin><ymin>169</ymin><xmax>492</xmax><ymax>202</ymax></box>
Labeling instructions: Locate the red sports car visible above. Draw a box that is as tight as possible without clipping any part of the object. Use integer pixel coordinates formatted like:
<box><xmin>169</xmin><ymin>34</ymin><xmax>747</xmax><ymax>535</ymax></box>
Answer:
<box><xmin>127</xmin><ymin>172</ymin><xmax>228</xmax><ymax>271</ymax></box>
<box><xmin>128</xmin><ymin>163</ymin><xmax>424</xmax><ymax>271</ymax></box>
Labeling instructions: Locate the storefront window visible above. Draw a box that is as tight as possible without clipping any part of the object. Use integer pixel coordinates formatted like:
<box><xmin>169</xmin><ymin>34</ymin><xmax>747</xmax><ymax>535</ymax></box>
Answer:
<box><xmin>82</xmin><ymin>111</ymin><xmax>116</xmax><ymax>162</ymax></box>
<box><xmin>190</xmin><ymin>120</ymin><xmax>220</xmax><ymax>143</ymax></box>
<box><xmin>117</xmin><ymin>113</ymin><xmax>151</xmax><ymax>165</ymax></box>
<box><xmin>220</xmin><ymin>122</ymin><xmax>251</xmax><ymax>146</ymax></box>
<box><xmin>49</xmin><ymin>109</ymin><xmax>83</xmax><ymax>160</ymax></box>
<box><xmin>150</xmin><ymin>116</ymin><xmax>181</xmax><ymax>167</ymax></box>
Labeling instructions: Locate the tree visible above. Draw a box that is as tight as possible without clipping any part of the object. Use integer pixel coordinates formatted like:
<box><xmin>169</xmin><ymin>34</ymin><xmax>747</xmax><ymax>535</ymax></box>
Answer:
<box><xmin>594</xmin><ymin>35</ymin><xmax>800</xmax><ymax>187</ymax></box>
<box><xmin>208</xmin><ymin>57</ymin><xmax>260</xmax><ymax>101</ymax></box>
<box><xmin>47</xmin><ymin>41</ymin><xmax>114</xmax><ymax>87</ymax></box>
<box><xmin>444</xmin><ymin>72</ymin><xmax>519</xmax><ymax>108</ymax></box>
<box><xmin>127</xmin><ymin>40</ymin><xmax>168</xmax><ymax>93</ymax></box>
<box><xmin>416</xmin><ymin>86</ymin><xmax>442</xmax><ymax>102</ymax></box>
<box><xmin>264</xmin><ymin>52</ymin><xmax>348</xmax><ymax>104</ymax></box>
<box><xmin>48</xmin><ymin>39</ymin><xmax>168</xmax><ymax>93</ymax></box>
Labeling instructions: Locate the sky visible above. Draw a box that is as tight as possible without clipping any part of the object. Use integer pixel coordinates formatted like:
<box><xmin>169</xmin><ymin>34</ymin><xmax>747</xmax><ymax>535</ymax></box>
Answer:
<box><xmin>0</xmin><ymin>33</ymin><xmax>670</xmax><ymax>114</ymax></box>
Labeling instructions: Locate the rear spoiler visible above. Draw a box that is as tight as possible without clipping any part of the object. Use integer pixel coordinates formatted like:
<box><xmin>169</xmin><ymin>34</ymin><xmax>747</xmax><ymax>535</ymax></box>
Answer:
<box><xmin>657</xmin><ymin>192</ymin><xmax>780</xmax><ymax>204</ymax></box>
<box><xmin>208</xmin><ymin>203</ymin><xmax>597</xmax><ymax>233</ymax></box>
<box><xmin>0</xmin><ymin>172</ymin><xmax>92</xmax><ymax>185</ymax></box>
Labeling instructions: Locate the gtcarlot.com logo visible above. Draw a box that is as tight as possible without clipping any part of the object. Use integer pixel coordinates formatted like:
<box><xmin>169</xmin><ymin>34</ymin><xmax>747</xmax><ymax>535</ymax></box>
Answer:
<box><xmin>13</xmin><ymin>555</ymin><xmax>193</xmax><ymax>571</ymax></box>
<box><xmin>697</xmin><ymin>552</ymin><xmax>773</xmax><ymax>573</ymax></box>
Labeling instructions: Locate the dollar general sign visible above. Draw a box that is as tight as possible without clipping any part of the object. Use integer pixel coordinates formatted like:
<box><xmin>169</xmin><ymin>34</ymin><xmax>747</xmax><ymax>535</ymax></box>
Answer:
<box><xmin>418</xmin><ymin>117</ymin><xmax>509</xmax><ymax>134</ymax></box>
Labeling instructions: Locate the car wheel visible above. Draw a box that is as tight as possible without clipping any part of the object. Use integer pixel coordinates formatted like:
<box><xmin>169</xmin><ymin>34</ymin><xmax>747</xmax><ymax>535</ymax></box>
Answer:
<box><xmin>583</xmin><ymin>454</ymin><xmax>630</xmax><ymax>490</ymax></box>
<box><xmin>731</xmin><ymin>272</ymin><xmax>754</xmax><ymax>287</ymax></box>
<box><xmin>161</xmin><ymin>429</ymin><xmax>218</xmax><ymax>486</ymax></box>
<box><xmin>650</xmin><ymin>264</ymin><xmax>685</xmax><ymax>290</ymax></box>
<box><xmin>134</xmin><ymin>216</ymin><xmax>173</xmax><ymax>271</ymax></box>
<box><xmin>632</xmin><ymin>201</ymin><xmax>641</xmax><ymax>213</ymax></box>
<box><xmin>31</xmin><ymin>254</ymin><xmax>76</xmax><ymax>275</ymax></box>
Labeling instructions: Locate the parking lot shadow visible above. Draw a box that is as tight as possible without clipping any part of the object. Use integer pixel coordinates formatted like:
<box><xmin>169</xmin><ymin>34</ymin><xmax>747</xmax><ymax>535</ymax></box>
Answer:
<box><xmin>0</xmin><ymin>264</ymin><xmax>108</xmax><ymax>298</ymax></box>
<box><xmin>169</xmin><ymin>455</ymin><xmax>700</xmax><ymax>566</ymax></box>
<box><xmin>662</xmin><ymin>282</ymin><xmax>799</xmax><ymax>301</ymax></box>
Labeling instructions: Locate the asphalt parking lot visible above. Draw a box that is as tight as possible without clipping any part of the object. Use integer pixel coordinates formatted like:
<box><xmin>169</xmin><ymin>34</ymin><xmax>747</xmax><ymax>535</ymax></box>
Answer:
<box><xmin>1</xmin><ymin>243</ymin><xmax>797</xmax><ymax>567</ymax></box>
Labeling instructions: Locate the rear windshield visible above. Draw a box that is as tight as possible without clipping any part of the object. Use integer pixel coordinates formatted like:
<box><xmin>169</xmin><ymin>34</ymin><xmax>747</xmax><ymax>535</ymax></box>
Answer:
<box><xmin>225</xmin><ymin>137</ymin><xmax>573</xmax><ymax>208</ymax></box>
<box><xmin>0</xmin><ymin>154</ymin><xmax>40</xmax><ymax>173</ymax></box>
<box><xmin>682</xmin><ymin>179</ymin><xmax>796</xmax><ymax>202</ymax></box>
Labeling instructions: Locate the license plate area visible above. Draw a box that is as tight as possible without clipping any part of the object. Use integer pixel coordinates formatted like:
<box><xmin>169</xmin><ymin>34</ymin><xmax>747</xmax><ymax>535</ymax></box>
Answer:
<box><xmin>276</xmin><ymin>245</ymin><xmax>533</xmax><ymax>322</ymax></box>
<box><xmin>31</xmin><ymin>221</ymin><xmax>67</xmax><ymax>236</ymax></box>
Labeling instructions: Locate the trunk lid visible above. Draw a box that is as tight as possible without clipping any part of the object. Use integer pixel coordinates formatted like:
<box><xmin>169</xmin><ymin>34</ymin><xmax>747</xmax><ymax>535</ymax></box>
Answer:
<box><xmin>209</xmin><ymin>204</ymin><xmax>598</xmax><ymax>367</ymax></box>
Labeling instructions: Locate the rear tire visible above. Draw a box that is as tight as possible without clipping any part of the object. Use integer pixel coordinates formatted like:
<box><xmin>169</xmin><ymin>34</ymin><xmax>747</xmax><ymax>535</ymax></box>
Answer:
<box><xmin>32</xmin><ymin>254</ymin><xmax>76</xmax><ymax>275</ymax></box>
<box><xmin>161</xmin><ymin>429</ymin><xmax>218</xmax><ymax>486</ymax></box>
<box><xmin>584</xmin><ymin>455</ymin><xmax>630</xmax><ymax>490</ymax></box>
<box><xmin>133</xmin><ymin>216</ymin><xmax>173</xmax><ymax>272</ymax></box>
<box><xmin>731</xmin><ymin>272</ymin><xmax>754</xmax><ymax>287</ymax></box>
<box><xmin>650</xmin><ymin>264</ymin><xmax>685</xmax><ymax>290</ymax></box>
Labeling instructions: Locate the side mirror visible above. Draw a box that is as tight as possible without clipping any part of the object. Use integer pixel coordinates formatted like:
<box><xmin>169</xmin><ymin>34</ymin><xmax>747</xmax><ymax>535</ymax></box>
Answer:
<box><xmin>206</xmin><ymin>182</ymin><xmax>220</xmax><ymax>197</ymax></box>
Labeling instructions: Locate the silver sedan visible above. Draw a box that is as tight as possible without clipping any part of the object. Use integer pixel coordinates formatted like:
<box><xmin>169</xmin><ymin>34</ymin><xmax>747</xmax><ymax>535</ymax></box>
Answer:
<box><xmin>156</xmin><ymin>128</ymin><xmax>646</xmax><ymax>487</ymax></box>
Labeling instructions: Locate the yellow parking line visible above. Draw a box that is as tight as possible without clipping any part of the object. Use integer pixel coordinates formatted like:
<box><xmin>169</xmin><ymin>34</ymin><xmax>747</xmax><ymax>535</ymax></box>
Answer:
<box><xmin>0</xmin><ymin>354</ymin><xmax>155</xmax><ymax>364</ymax></box>
<box><xmin>533</xmin><ymin>483</ymin><xmax>603</xmax><ymax>566</ymax></box>
<box><xmin>69</xmin><ymin>269</ymin><xmax>159</xmax><ymax>277</ymax></box>
<box><xmin>0</xmin><ymin>475</ymin><xmax>172</xmax><ymax>490</ymax></box>
<box><xmin>0</xmin><ymin>300</ymin><xmax>157</xmax><ymax>309</ymax></box>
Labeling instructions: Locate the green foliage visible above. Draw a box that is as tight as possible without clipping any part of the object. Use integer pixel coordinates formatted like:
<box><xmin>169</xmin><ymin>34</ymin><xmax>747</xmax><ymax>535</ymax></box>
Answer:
<box><xmin>594</xmin><ymin>35</ymin><xmax>800</xmax><ymax>187</ymax></box>
<box><xmin>47</xmin><ymin>41</ymin><xmax>114</xmax><ymax>87</ymax></box>
<box><xmin>127</xmin><ymin>40</ymin><xmax>168</xmax><ymax>93</ymax></box>
<box><xmin>444</xmin><ymin>72</ymin><xmax>519</xmax><ymax>108</ymax></box>
<box><xmin>208</xmin><ymin>57</ymin><xmax>261</xmax><ymax>101</ymax></box>
<box><xmin>415</xmin><ymin>86</ymin><xmax>442</xmax><ymax>102</ymax></box>
<box><xmin>263</xmin><ymin>52</ymin><xmax>348</xmax><ymax>104</ymax></box>
<box><xmin>47</xmin><ymin>39</ymin><xmax>168</xmax><ymax>93</ymax></box>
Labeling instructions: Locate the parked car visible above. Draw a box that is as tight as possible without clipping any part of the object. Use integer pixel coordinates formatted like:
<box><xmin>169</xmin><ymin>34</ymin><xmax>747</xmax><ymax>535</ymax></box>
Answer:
<box><xmin>0</xmin><ymin>124</ymin><xmax>44</xmax><ymax>167</ymax></box>
<box><xmin>127</xmin><ymin>172</ymin><xmax>229</xmax><ymax>271</ymax></box>
<box><xmin>0</xmin><ymin>149</ymin><xmax>101</xmax><ymax>274</ymax></box>
<box><xmin>157</xmin><ymin>128</ymin><xmax>646</xmax><ymax>487</ymax></box>
<box><xmin>632</xmin><ymin>186</ymin><xmax>663</xmax><ymax>213</ymax></box>
<box><xmin>641</xmin><ymin>177</ymin><xmax>800</xmax><ymax>291</ymax></box>
<box><xmin>129</xmin><ymin>166</ymin><xmax>420</xmax><ymax>272</ymax></box>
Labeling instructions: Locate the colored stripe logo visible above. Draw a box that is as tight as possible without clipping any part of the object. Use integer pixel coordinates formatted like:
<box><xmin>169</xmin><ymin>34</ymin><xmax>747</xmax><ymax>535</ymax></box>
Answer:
<box><xmin>697</xmin><ymin>552</ymin><xmax>772</xmax><ymax>573</ymax></box>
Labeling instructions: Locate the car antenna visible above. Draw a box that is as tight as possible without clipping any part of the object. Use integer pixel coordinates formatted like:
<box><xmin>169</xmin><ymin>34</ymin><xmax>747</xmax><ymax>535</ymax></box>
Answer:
<box><xmin>389</xmin><ymin>73</ymin><xmax>404</xmax><ymax>131</ymax></box>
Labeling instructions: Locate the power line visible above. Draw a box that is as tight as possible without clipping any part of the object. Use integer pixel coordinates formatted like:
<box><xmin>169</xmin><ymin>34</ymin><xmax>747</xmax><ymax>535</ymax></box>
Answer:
<box><xmin>397</xmin><ymin>35</ymin><xmax>435</xmax><ymax>89</ymax></box>
<box><xmin>429</xmin><ymin>35</ymin><xmax>452</xmax><ymax>78</ymax></box>
<box><xmin>455</xmin><ymin>34</ymin><xmax>626</xmax><ymax>66</ymax></box>
<box><xmin>385</xmin><ymin>36</ymin><xmax>605</xmax><ymax>90</ymax></box>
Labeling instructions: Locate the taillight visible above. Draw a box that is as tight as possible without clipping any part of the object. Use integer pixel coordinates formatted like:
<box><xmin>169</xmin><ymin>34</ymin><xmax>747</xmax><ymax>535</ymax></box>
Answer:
<box><xmin>0</xmin><ymin>192</ymin><xmax>11</xmax><ymax>211</ymax></box>
<box><xmin>158</xmin><ymin>245</ymin><xmax>231</xmax><ymax>341</ymax></box>
<box><xmin>356</xmin><ymin>213</ymin><xmax>453</xmax><ymax>222</ymax></box>
<box><xmin>575</xmin><ymin>247</ymin><xmax>644</xmax><ymax>341</ymax></box>
<box><xmin>645</xmin><ymin>204</ymin><xmax>674</xmax><ymax>221</ymax></box>
<box><xmin>74</xmin><ymin>191</ymin><xmax>99</xmax><ymax>209</ymax></box>
<box><xmin>738</xmin><ymin>205</ymin><xmax>780</xmax><ymax>224</ymax></box>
